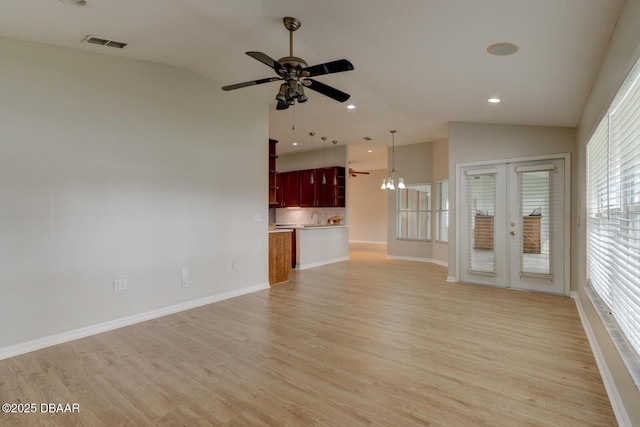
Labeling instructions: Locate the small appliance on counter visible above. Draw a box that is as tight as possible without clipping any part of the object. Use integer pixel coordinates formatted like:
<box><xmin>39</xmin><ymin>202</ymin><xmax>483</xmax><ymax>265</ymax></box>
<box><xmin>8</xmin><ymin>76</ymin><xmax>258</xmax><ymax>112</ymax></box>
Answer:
<box><xmin>327</xmin><ymin>216</ymin><xmax>341</xmax><ymax>225</ymax></box>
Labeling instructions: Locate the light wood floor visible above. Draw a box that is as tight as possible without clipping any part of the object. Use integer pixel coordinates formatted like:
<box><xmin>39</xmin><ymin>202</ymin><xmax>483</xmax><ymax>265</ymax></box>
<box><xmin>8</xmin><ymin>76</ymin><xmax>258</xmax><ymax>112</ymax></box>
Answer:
<box><xmin>0</xmin><ymin>244</ymin><xmax>615</xmax><ymax>426</ymax></box>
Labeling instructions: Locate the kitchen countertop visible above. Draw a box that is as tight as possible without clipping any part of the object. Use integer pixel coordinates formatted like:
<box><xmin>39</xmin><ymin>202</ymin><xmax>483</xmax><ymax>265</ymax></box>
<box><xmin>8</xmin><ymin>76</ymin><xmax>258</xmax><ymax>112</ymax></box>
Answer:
<box><xmin>269</xmin><ymin>228</ymin><xmax>294</xmax><ymax>233</ymax></box>
<box><xmin>275</xmin><ymin>224</ymin><xmax>349</xmax><ymax>230</ymax></box>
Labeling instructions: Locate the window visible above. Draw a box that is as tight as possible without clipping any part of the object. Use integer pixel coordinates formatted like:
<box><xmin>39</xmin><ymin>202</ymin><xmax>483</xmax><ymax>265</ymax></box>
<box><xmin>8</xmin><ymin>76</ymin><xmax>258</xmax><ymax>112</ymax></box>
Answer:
<box><xmin>397</xmin><ymin>184</ymin><xmax>431</xmax><ymax>241</ymax></box>
<box><xmin>587</xmin><ymin>56</ymin><xmax>640</xmax><ymax>375</ymax></box>
<box><xmin>436</xmin><ymin>180</ymin><xmax>449</xmax><ymax>242</ymax></box>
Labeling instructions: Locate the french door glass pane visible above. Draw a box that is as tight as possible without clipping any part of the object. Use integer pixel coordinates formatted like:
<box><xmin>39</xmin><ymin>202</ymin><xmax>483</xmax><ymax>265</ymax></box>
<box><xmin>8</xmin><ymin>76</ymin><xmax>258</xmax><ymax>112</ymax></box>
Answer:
<box><xmin>467</xmin><ymin>174</ymin><xmax>496</xmax><ymax>273</ymax></box>
<box><xmin>519</xmin><ymin>171</ymin><xmax>552</xmax><ymax>275</ymax></box>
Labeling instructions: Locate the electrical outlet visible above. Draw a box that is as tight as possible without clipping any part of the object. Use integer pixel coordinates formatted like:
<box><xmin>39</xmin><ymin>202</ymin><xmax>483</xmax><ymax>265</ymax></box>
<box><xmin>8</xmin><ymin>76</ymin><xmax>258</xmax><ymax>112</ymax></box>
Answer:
<box><xmin>253</xmin><ymin>214</ymin><xmax>262</xmax><ymax>222</ymax></box>
<box><xmin>232</xmin><ymin>260</ymin><xmax>238</xmax><ymax>271</ymax></box>
<box><xmin>113</xmin><ymin>279</ymin><xmax>127</xmax><ymax>292</ymax></box>
<box><xmin>181</xmin><ymin>267</ymin><xmax>189</xmax><ymax>288</ymax></box>
<box><xmin>224</xmin><ymin>261</ymin><xmax>231</xmax><ymax>272</ymax></box>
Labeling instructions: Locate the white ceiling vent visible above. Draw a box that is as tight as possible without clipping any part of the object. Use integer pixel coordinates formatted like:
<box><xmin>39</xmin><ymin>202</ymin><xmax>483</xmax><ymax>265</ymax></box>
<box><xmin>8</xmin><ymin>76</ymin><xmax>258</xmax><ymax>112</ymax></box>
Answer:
<box><xmin>82</xmin><ymin>35</ymin><xmax>127</xmax><ymax>49</ymax></box>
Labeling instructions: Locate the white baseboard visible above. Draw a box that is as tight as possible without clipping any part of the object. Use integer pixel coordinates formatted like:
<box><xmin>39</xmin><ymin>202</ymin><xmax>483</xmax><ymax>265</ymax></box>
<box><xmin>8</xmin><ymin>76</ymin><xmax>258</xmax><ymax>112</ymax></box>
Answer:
<box><xmin>349</xmin><ymin>240</ymin><xmax>387</xmax><ymax>245</ymax></box>
<box><xmin>0</xmin><ymin>282</ymin><xmax>270</xmax><ymax>361</ymax></box>
<box><xmin>296</xmin><ymin>256</ymin><xmax>350</xmax><ymax>270</ymax></box>
<box><xmin>446</xmin><ymin>276</ymin><xmax>457</xmax><ymax>282</ymax></box>
<box><xmin>571</xmin><ymin>291</ymin><xmax>631</xmax><ymax>427</ymax></box>
<box><xmin>386</xmin><ymin>255</ymin><xmax>448</xmax><ymax>268</ymax></box>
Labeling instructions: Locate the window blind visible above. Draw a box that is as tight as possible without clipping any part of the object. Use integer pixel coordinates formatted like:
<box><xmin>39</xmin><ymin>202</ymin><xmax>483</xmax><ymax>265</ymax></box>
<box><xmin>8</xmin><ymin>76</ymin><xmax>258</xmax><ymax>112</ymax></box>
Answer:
<box><xmin>587</xmin><ymin>118</ymin><xmax>612</xmax><ymax>306</ymax></box>
<box><xmin>397</xmin><ymin>185</ymin><xmax>431</xmax><ymax>241</ymax></box>
<box><xmin>587</xmin><ymin>56</ymin><xmax>640</xmax><ymax>357</ymax></box>
<box><xmin>467</xmin><ymin>173</ymin><xmax>496</xmax><ymax>273</ymax></box>
<box><xmin>517</xmin><ymin>169</ymin><xmax>553</xmax><ymax>276</ymax></box>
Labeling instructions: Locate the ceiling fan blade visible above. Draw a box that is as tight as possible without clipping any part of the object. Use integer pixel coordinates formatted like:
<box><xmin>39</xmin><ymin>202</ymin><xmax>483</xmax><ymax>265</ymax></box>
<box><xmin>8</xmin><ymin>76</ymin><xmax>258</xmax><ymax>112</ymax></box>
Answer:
<box><xmin>305</xmin><ymin>79</ymin><xmax>351</xmax><ymax>102</ymax></box>
<box><xmin>303</xmin><ymin>59</ymin><xmax>354</xmax><ymax>77</ymax></box>
<box><xmin>246</xmin><ymin>51</ymin><xmax>285</xmax><ymax>73</ymax></box>
<box><xmin>222</xmin><ymin>76</ymin><xmax>281</xmax><ymax>91</ymax></box>
<box><xmin>276</xmin><ymin>100</ymin><xmax>290</xmax><ymax>110</ymax></box>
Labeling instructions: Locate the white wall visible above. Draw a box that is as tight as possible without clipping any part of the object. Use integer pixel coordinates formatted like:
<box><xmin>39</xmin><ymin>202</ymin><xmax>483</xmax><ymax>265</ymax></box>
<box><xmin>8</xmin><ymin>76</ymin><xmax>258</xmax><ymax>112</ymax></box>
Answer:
<box><xmin>432</xmin><ymin>139</ymin><xmax>449</xmax><ymax>265</ymax></box>
<box><xmin>447</xmin><ymin>122</ymin><xmax>575</xmax><ymax>280</ymax></box>
<box><xmin>0</xmin><ymin>39</ymin><xmax>269</xmax><ymax>351</ymax></box>
<box><xmin>276</xmin><ymin>146</ymin><xmax>347</xmax><ymax>172</ymax></box>
<box><xmin>347</xmin><ymin>169</ymin><xmax>387</xmax><ymax>243</ymax></box>
<box><xmin>574</xmin><ymin>0</ymin><xmax>640</xmax><ymax>422</ymax></box>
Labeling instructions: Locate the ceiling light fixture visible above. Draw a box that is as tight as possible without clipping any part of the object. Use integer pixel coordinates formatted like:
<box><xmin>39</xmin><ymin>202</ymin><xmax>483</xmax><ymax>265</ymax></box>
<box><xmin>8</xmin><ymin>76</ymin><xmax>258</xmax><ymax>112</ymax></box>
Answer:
<box><xmin>368</xmin><ymin>150</ymin><xmax>373</xmax><ymax>153</ymax></box>
<box><xmin>488</xmin><ymin>97</ymin><xmax>501</xmax><ymax>103</ymax></box>
<box><xmin>308</xmin><ymin>132</ymin><xmax>315</xmax><ymax>184</ymax></box>
<box><xmin>347</xmin><ymin>104</ymin><xmax>356</xmax><ymax>110</ymax></box>
<box><xmin>292</xmin><ymin>142</ymin><xmax>298</xmax><ymax>146</ymax></box>
<box><xmin>321</xmin><ymin>136</ymin><xmax>328</xmax><ymax>184</ymax></box>
<box><xmin>332</xmin><ymin>140</ymin><xmax>338</xmax><ymax>185</ymax></box>
<box><xmin>487</xmin><ymin>42</ymin><xmax>519</xmax><ymax>56</ymax></box>
<box><xmin>381</xmin><ymin>130</ymin><xmax>405</xmax><ymax>190</ymax></box>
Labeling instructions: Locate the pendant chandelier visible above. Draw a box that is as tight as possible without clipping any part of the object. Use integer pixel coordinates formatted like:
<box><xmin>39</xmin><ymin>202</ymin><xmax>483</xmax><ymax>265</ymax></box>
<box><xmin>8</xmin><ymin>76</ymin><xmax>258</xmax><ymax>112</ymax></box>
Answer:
<box><xmin>381</xmin><ymin>130</ymin><xmax>405</xmax><ymax>190</ymax></box>
<box><xmin>309</xmin><ymin>132</ymin><xmax>315</xmax><ymax>184</ymax></box>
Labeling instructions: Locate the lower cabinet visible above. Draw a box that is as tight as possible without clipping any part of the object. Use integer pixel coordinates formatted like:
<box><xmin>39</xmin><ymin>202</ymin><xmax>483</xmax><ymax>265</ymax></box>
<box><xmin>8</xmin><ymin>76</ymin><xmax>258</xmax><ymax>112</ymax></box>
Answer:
<box><xmin>269</xmin><ymin>231</ymin><xmax>292</xmax><ymax>285</ymax></box>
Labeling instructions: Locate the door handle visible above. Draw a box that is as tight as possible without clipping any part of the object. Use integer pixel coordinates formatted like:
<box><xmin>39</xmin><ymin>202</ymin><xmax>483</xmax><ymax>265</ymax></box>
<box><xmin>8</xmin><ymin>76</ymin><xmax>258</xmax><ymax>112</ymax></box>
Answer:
<box><xmin>510</xmin><ymin>230</ymin><xmax>516</xmax><ymax>236</ymax></box>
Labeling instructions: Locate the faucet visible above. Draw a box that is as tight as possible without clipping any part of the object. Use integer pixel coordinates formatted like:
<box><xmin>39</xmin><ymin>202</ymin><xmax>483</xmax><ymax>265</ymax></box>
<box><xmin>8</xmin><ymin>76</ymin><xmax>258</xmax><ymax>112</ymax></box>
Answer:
<box><xmin>311</xmin><ymin>210</ymin><xmax>320</xmax><ymax>225</ymax></box>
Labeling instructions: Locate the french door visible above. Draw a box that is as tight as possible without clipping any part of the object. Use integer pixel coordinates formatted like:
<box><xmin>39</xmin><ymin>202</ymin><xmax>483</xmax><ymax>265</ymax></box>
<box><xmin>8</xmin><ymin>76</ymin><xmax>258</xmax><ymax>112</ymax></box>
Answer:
<box><xmin>459</xmin><ymin>158</ymin><xmax>568</xmax><ymax>294</ymax></box>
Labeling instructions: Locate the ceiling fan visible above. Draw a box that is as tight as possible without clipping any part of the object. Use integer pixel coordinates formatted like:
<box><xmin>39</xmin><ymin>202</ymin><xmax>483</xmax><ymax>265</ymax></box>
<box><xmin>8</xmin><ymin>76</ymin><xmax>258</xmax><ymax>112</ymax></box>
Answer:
<box><xmin>221</xmin><ymin>17</ymin><xmax>354</xmax><ymax>110</ymax></box>
<box><xmin>349</xmin><ymin>167</ymin><xmax>370</xmax><ymax>177</ymax></box>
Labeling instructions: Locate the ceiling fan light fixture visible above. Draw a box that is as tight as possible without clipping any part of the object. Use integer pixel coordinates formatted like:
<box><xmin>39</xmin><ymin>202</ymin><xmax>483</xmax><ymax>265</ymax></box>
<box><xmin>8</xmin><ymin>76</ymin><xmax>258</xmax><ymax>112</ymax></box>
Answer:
<box><xmin>276</xmin><ymin>83</ymin><xmax>287</xmax><ymax>102</ymax></box>
<box><xmin>287</xmin><ymin>79</ymin><xmax>299</xmax><ymax>97</ymax></box>
<box><xmin>297</xmin><ymin>84</ymin><xmax>308</xmax><ymax>103</ymax></box>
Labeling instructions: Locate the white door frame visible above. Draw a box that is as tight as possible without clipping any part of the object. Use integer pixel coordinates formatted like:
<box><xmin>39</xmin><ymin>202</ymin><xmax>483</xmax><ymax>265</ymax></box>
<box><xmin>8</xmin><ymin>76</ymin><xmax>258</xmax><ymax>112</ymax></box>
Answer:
<box><xmin>454</xmin><ymin>153</ymin><xmax>571</xmax><ymax>296</ymax></box>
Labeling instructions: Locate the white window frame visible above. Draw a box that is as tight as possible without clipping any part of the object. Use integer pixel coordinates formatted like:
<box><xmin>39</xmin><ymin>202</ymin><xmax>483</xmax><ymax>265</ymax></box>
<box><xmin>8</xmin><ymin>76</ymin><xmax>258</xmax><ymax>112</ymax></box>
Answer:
<box><xmin>397</xmin><ymin>184</ymin><xmax>431</xmax><ymax>241</ymax></box>
<box><xmin>436</xmin><ymin>180</ymin><xmax>449</xmax><ymax>242</ymax></box>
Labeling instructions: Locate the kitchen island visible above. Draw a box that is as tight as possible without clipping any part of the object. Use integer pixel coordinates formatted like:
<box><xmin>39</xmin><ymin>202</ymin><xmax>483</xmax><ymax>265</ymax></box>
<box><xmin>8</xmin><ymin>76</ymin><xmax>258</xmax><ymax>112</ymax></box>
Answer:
<box><xmin>276</xmin><ymin>224</ymin><xmax>349</xmax><ymax>270</ymax></box>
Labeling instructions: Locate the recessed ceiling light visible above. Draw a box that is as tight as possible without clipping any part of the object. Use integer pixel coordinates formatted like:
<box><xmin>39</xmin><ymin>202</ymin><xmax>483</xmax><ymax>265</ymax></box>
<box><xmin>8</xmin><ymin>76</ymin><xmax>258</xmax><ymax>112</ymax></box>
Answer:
<box><xmin>367</xmin><ymin>150</ymin><xmax>373</xmax><ymax>153</ymax></box>
<box><xmin>347</xmin><ymin>104</ymin><xmax>356</xmax><ymax>110</ymax></box>
<box><xmin>487</xmin><ymin>42</ymin><xmax>519</xmax><ymax>56</ymax></box>
<box><xmin>60</xmin><ymin>0</ymin><xmax>87</xmax><ymax>5</ymax></box>
<box><xmin>292</xmin><ymin>142</ymin><xmax>298</xmax><ymax>146</ymax></box>
<box><xmin>488</xmin><ymin>97</ymin><xmax>501</xmax><ymax>103</ymax></box>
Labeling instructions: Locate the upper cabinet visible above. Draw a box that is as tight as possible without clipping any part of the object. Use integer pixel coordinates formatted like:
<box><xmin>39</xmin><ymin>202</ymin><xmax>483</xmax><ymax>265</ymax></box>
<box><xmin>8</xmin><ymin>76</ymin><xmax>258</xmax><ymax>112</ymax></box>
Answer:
<box><xmin>268</xmin><ymin>139</ymin><xmax>279</xmax><ymax>207</ymax></box>
<box><xmin>296</xmin><ymin>167</ymin><xmax>345</xmax><ymax>208</ymax></box>
<box><xmin>275</xmin><ymin>171</ymin><xmax>300</xmax><ymax>208</ymax></box>
<box><xmin>282</xmin><ymin>171</ymin><xmax>300</xmax><ymax>207</ymax></box>
<box><xmin>317</xmin><ymin>167</ymin><xmax>345</xmax><ymax>207</ymax></box>
<box><xmin>299</xmin><ymin>169</ymin><xmax>317</xmax><ymax>207</ymax></box>
<box><xmin>272</xmin><ymin>164</ymin><xmax>345</xmax><ymax>208</ymax></box>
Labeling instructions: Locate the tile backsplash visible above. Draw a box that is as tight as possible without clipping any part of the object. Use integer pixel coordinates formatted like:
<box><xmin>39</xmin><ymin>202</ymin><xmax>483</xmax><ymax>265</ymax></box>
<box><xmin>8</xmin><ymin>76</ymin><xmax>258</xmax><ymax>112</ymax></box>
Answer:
<box><xmin>274</xmin><ymin>208</ymin><xmax>346</xmax><ymax>226</ymax></box>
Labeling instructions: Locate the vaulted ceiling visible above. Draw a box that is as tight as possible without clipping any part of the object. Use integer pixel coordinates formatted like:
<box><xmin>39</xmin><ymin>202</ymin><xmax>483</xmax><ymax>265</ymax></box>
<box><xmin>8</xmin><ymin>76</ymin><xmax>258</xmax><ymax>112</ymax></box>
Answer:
<box><xmin>0</xmin><ymin>0</ymin><xmax>623</xmax><ymax>170</ymax></box>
